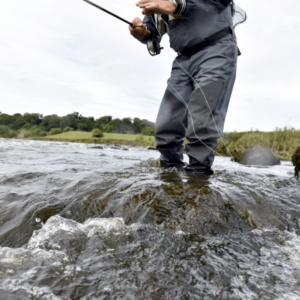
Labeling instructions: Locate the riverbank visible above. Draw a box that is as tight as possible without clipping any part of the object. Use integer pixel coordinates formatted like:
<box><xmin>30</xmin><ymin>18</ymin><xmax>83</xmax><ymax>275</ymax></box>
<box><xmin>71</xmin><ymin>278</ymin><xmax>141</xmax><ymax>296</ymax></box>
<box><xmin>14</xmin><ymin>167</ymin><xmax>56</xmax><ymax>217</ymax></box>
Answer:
<box><xmin>35</xmin><ymin>128</ymin><xmax>300</xmax><ymax>161</ymax></box>
<box><xmin>2</xmin><ymin>127</ymin><xmax>299</xmax><ymax>161</ymax></box>
<box><xmin>216</xmin><ymin>128</ymin><xmax>300</xmax><ymax>161</ymax></box>
<box><xmin>31</xmin><ymin>131</ymin><xmax>156</xmax><ymax>147</ymax></box>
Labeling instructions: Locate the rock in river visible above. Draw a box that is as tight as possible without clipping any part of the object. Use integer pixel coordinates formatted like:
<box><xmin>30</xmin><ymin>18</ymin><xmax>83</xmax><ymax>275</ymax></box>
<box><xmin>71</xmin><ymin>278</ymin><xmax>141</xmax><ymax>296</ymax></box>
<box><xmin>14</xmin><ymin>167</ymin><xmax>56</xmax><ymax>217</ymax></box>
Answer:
<box><xmin>232</xmin><ymin>147</ymin><xmax>280</xmax><ymax>166</ymax></box>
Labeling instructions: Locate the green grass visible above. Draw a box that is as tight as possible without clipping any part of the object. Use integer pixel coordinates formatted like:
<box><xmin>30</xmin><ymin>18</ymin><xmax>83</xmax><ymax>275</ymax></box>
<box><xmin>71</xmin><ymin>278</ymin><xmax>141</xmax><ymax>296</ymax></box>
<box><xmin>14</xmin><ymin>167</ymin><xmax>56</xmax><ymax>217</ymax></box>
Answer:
<box><xmin>216</xmin><ymin>127</ymin><xmax>300</xmax><ymax>161</ymax></box>
<box><xmin>34</xmin><ymin>131</ymin><xmax>156</xmax><ymax>147</ymax></box>
<box><xmin>40</xmin><ymin>131</ymin><xmax>154</xmax><ymax>142</ymax></box>
<box><xmin>28</xmin><ymin>127</ymin><xmax>300</xmax><ymax>161</ymax></box>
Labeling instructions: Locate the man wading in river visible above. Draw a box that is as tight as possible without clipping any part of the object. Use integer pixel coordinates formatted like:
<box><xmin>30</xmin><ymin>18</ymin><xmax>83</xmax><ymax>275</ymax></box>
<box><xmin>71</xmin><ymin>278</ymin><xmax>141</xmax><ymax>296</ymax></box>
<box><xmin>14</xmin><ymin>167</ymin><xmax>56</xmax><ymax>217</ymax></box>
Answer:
<box><xmin>129</xmin><ymin>0</ymin><xmax>240</xmax><ymax>176</ymax></box>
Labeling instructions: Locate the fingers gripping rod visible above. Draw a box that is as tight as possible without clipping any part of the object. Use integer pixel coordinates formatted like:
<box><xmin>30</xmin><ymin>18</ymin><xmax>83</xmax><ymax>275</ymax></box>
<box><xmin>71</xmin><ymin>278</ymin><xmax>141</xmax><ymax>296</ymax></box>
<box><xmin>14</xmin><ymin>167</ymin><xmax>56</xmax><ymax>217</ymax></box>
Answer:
<box><xmin>83</xmin><ymin>0</ymin><xmax>133</xmax><ymax>26</ymax></box>
<box><xmin>83</xmin><ymin>0</ymin><xmax>163</xmax><ymax>56</ymax></box>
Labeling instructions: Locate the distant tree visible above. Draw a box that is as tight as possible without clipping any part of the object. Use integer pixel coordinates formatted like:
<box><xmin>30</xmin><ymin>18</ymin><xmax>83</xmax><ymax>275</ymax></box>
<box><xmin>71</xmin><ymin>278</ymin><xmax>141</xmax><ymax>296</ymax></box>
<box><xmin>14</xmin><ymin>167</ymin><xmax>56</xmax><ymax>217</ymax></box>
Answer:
<box><xmin>41</xmin><ymin>115</ymin><xmax>61</xmax><ymax>131</ymax></box>
<box><xmin>60</xmin><ymin>116</ymin><xmax>71</xmax><ymax>129</ymax></box>
<box><xmin>12</xmin><ymin>113</ymin><xmax>22</xmax><ymax>120</ymax></box>
<box><xmin>0</xmin><ymin>114</ymin><xmax>13</xmax><ymax>126</ymax></box>
<box><xmin>23</xmin><ymin>113</ymin><xmax>42</xmax><ymax>126</ymax></box>
<box><xmin>23</xmin><ymin>123</ymin><xmax>32</xmax><ymax>130</ymax></box>
<box><xmin>66</xmin><ymin>114</ymin><xmax>78</xmax><ymax>130</ymax></box>
<box><xmin>100</xmin><ymin>123</ymin><xmax>114</xmax><ymax>133</ymax></box>
<box><xmin>78</xmin><ymin>123</ymin><xmax>89</xmax><ymax>131</ymax></box>
<box><xmin>49</xmin><ymin>116</ymin><xmax>61</xmax><ymax>128</ymax></box>
<box><xmin>141</xmin><ymin>119</ymin><xmax>155</xmax><ymax>128</ymax></box>
<box><xmin>133</xmin><ymin>118</ymin><xmax>145</xmax><ymax>133</ymax></box>
<box><xmin>77</xmin><ymin>117</ymin><xmax>95</xmax><ymax>131</ymax></box>
<box><xmin>11</xmin><ymin>116</ymin><xmax>26</xmax><ymax>130</ymax></box>
<box><xmin>72</xmin><ymin>112</ymin><xmax>82</xmax><ymax>120</ymax></box>
<box><xmin>122</xmin><ymin>117</ymin><xmax>132</xmax><ymax>124</ymax></box>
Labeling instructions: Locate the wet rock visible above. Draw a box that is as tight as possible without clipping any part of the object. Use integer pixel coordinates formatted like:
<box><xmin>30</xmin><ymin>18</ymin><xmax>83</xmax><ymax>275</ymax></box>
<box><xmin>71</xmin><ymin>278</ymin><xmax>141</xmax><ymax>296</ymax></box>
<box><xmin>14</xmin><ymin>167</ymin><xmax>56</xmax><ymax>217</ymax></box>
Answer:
<box><xmin>111</xmin><ymin>145</ymin><xmax>122</xmax><ymax>149</ymax></box>
<box><xmin>232</xmin><ymin>147</ymin><xmax>280</xmax><ymax>166</ymax></box>
<box><xmin>292</xmin><ymin>146</ymin><xmax>300</xmax><ymax>179</ymax></box>
<box><xmin>147</xmin><ymin>147</ymin><xmax>157</xmax><ymax>151</ymax></box>
<box><xmin>88</xmin><ymin>146</ymin><xmax>103</xmax><ymax>149</ymax></box>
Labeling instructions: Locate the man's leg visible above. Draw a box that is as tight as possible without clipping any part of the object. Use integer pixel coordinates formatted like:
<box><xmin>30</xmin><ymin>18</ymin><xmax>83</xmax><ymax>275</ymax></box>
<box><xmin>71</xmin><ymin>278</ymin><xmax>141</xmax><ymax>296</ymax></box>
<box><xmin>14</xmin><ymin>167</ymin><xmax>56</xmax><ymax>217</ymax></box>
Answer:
<box><xmin>185</xmin><ymin>34</ymin><xmax>238</xmax><ymax>174</ymax></box>
<box><xmin>155</xmin><ymin>56</ymin><xmax>193</xmax><ymax>169</ymax></box>
<box><xmin>155</xmin><ymin>88</ymin><xmax>187</xmax><ymax>169</ymax></box>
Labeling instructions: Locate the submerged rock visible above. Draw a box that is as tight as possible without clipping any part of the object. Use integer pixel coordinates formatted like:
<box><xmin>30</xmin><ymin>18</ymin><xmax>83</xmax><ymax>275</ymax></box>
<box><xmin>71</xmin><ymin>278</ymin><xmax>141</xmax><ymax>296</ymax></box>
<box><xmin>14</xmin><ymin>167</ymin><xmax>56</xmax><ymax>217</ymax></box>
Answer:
<box><xmin>292</xmin><ymin>146</ymin><xmax>300</xmax><ymax>179</ymax></box>
<box><xmin>88</xmin><ymin>146</ymin><xmax>104</xmax><ymax>149</ymax></box>
<box><xmin>232</xmin><ymin>147</ymin><xmax>280</xmax><ymax>166</ymax></box>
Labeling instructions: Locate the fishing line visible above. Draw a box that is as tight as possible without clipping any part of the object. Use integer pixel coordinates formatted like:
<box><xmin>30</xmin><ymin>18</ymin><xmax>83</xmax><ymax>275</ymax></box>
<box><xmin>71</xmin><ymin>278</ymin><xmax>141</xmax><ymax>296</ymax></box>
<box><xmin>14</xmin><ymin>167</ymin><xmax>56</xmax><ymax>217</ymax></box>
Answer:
<box><xmin>152</xmin><ymin>54</ymin><xmax>249</xmax><ymax>189</ymax></box>
<box><xmin>157</xmin><ymin>41</ymin><xmax>296</xmax><ymax>198</ymax></box>
<box><xmin>153</xmin><ymin>20</ymin><xmax>299</xmax><ymax>192</ymax></box>
<box><xmin>152</xmin><ymin>58</ymin><xmax>287</xmax><ymax>206</ymax></box>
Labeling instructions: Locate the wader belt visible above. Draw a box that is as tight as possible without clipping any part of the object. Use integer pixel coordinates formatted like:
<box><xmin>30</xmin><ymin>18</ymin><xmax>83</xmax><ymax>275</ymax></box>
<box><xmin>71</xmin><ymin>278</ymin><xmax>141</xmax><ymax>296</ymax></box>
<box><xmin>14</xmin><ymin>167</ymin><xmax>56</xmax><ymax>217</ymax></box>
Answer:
<box><xmin>178</xmin><ymin>27</ymin><xmax>232</xmax><ymax>57</ymax></box>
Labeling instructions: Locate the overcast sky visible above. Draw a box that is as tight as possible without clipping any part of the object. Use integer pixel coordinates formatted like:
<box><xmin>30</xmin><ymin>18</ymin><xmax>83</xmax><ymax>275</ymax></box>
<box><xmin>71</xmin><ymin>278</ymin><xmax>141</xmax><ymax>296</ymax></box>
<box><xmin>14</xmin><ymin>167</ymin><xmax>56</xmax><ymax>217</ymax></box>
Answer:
<box><xmin>0</xmin><ymin>0</ymin><xmax>299</xmax><ymax>131</ymax></box>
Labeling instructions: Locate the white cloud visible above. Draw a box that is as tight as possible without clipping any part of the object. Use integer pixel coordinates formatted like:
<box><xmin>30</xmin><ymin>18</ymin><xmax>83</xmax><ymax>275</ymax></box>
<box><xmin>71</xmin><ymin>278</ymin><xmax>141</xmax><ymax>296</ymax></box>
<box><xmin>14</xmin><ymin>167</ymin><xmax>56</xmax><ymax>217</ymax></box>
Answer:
<box><xmin>0</xmin><ymin>0</ymin><xmax>299</xmax><ymax>131</ymax></box>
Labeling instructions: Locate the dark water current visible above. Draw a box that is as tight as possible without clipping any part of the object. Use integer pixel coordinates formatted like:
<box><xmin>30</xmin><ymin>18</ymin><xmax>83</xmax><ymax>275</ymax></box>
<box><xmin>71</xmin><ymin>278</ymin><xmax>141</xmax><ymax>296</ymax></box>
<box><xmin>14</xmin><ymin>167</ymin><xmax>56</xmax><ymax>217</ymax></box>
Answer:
<box><xmin>0</xmin><ymin>138</ymin><xmax>300</xmax><ymax>300</ymax></box>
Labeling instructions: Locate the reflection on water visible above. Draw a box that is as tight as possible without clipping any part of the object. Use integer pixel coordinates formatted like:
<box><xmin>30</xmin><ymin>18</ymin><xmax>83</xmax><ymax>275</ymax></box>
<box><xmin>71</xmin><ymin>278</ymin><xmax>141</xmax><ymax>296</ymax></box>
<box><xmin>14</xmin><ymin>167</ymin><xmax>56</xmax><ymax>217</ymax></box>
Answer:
<box><xmin>0</xmin><ymin>138</ymin><xmax>299</xmax><ymax>299</ymax></box>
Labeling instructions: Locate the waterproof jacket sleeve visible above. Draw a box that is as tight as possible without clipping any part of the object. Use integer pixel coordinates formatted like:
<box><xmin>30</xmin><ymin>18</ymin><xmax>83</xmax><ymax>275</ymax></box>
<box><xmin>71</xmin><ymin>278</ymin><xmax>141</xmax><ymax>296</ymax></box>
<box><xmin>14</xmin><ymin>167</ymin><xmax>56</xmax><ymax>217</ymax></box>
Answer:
<box><xmin>179</xmin><ymin>0</ymin><xmax>232</xmax><ymax>17</ymax></box>
<box><xmin>138</xmin><ymin>15</ymin><xmax>160</xmax><ymax>45</ymax></box>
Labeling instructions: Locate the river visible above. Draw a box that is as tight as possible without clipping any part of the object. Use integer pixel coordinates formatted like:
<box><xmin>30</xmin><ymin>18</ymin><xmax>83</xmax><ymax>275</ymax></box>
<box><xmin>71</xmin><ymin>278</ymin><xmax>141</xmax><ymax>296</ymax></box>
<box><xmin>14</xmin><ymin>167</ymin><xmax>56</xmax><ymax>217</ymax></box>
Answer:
<box><xmin>0</xmin><ymin>138</ymin><xmax>299</xmax><ymax>299</ymax></box>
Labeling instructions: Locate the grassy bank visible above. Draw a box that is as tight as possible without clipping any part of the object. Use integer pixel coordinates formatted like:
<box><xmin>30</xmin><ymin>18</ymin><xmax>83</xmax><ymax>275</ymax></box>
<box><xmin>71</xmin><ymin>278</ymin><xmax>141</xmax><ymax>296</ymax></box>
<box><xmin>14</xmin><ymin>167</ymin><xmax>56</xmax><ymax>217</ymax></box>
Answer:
<box><xmin>34</xmin><ymin>128</ymin><xmax>300</xmax><ymax>161</ymax></box>
<box><xmin>32</xmin><ymin>131</ymin><xmax>156</xmax><ymax>147</ymax></box>
<box><xmin>39</xmin><ymin>131</ymin><xmax>142</xmax><ymax>141</ymax></box>
<box><xmin>216</xmin><ymin>127</ymin><xmax>300</xmax><ymax>161</ymax></box>
<box><xmin>2</xmin><ymin>127</ymin><xmax>299</xmax><ymax>161</ymax></box>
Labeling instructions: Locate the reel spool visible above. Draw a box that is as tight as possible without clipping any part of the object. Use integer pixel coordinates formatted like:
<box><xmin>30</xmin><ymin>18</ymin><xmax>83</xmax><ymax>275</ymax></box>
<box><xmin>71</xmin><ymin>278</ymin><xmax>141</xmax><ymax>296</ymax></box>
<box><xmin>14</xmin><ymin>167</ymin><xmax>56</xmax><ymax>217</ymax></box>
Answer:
<box><xmin>147</xmin><ymin>35</ymin><xmax>163</xmax><ymax>56</ymax></box>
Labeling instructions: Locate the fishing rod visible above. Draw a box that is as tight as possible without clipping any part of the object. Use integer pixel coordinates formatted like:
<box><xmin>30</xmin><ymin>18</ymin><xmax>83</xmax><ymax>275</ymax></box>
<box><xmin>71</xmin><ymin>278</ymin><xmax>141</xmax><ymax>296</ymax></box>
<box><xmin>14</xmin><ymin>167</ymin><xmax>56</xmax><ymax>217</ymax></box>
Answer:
<box><xmin>82</xmin><ymin>0</ymin><xmax>163</xmax><ymax>56</ymax></box>
<box><xmin>83</xmin><ymin>0</ymin><xmax>133</xmax><ymax>26</ymax></box>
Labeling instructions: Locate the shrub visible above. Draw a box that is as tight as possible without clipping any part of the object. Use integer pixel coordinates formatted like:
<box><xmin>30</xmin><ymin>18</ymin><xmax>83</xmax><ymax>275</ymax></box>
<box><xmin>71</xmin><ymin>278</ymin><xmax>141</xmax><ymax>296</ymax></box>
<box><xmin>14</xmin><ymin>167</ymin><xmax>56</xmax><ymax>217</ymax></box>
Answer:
<box><xmin>39</xmin><ymin>131</ymin><xmax>47</xmax><ymax>137</ymax></box>
<box><xmin>24</xmin><ymin>128</ymin><xmax>47</xmax><ymax>138</ymax></box>
<box><xmin>92</xmin><ymin>128</ymin><xmax>103</xmax><ymax>138</ymax></box>
<box><xmin>63</xmin><ymin>126</ymin><xmax>74</xmax><ymax>133</ymax></box>
<box><xmin>141</xmin><ymin>126</ymin><xmax>155</xmax><ymax>136</ymax></box>
<box><xmin>147</xmin><ymin>136</ymin><xmax>156</xmax><ymax>147</ymax></box>
<box><xmin>4</xmin><ymin>130</ymin><xmax>18</xmax><ymax>138</ymax></box>
<box><xmin>133</xmin><ymin>134</ymin><xmax>146</xmax><ymax>146</ymax></box>
<box><xmin>23</xmin><ymin>123</ymin><xmax>32</xmax><ymax>130</ymax></box>
<box><xmin>78</xmin><ymin>123</ymin><xmax>89</xmax><ymax>131</ymax></box>
<box><xmin>0</xmin><ymin>125</ymin><xmax>9</xmax><ymax>136</ymax></box>
<box><xmin>0</xmin><ymin>126</ymin><xmax>18</xmax><ymax>138</ymax></box>
<box><xmin>49</xmin><ymin>128</ymin><xmax>61</xmax><ymax>136</ymax></box>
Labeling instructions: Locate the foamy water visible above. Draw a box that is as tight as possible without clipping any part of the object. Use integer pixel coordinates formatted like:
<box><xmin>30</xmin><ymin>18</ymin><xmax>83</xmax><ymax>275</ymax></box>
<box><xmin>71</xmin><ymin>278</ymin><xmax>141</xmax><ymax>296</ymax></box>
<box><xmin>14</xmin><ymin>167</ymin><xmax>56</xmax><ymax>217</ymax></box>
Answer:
<box><xmin>0</xmin><ymin>138</ymin><xmax>299</xmax><ymax>299</ymax></box>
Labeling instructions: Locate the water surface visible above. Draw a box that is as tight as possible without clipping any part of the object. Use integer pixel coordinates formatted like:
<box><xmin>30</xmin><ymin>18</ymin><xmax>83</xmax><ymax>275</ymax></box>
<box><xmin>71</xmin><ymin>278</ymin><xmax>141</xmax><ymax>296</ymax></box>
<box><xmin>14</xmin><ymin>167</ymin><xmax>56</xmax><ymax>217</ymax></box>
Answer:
<box><xmin>0</xmin><ymin>138</ymin><xmax>299</xmax><ymax>299</ymax></box>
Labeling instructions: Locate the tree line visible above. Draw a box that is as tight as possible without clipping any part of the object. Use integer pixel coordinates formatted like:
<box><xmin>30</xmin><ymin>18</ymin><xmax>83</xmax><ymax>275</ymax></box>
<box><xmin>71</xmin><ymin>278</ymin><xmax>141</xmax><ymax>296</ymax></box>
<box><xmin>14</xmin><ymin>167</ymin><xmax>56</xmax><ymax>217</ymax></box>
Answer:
<box><xmin>0</xmin><ymin>112</ymin><xmax>156</xmax><ymax>138</ymax></box>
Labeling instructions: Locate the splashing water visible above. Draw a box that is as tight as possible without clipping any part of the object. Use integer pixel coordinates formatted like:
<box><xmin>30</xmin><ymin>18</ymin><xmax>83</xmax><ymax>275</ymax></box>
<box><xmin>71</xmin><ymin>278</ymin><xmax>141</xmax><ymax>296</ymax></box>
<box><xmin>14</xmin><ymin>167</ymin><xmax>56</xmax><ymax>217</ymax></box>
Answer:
<box><xmin>0</xmin><ymin>138</ymin><xmax>299</xmax><ymax>299</ymax></box>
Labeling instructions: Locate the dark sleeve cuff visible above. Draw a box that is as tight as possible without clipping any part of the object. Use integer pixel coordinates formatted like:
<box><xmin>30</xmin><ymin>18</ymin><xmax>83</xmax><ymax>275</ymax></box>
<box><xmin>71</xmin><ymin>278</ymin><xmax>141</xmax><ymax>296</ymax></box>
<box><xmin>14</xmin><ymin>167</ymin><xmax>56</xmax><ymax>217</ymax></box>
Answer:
<box><xmin>139</xmin><ymin>34</ymin><xmax>150</xmax><ymax>45</ymax></box>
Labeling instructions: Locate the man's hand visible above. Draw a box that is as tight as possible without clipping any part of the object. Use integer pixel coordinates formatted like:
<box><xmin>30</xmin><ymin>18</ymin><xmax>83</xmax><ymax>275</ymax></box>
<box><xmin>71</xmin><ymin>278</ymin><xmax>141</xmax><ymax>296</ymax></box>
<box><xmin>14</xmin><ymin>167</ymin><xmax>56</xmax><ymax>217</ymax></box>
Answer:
<box><xmin>129</xmin><ymin>17</ymin><xmax>151</xmax><ymax>40</ymax></box>
<box><xmin>136</xmin><ymin>0</ymin><xmax>176</xmax><ymax>17</ymax></box>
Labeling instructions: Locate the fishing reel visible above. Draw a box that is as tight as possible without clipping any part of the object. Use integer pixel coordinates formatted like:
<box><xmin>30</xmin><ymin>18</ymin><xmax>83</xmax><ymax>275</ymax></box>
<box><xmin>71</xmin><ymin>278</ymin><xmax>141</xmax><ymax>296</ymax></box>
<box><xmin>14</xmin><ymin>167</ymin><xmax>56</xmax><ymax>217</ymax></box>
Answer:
<box><xmin>147</xmin><ymin>34</ymin><xmax>163</xmax><ymax>56</ymax></box>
